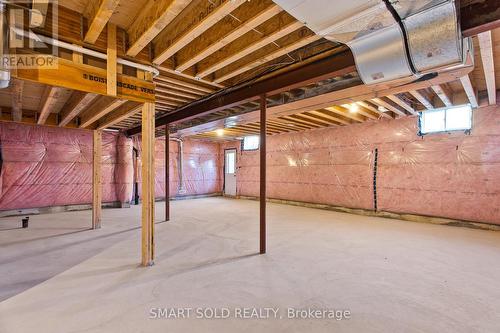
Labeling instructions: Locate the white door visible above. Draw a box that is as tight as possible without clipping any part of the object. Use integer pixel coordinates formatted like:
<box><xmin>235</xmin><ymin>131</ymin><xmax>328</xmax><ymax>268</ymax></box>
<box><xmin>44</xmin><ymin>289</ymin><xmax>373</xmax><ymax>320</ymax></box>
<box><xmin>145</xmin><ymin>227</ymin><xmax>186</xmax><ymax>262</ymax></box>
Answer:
<box><xmin>224</xmin><ymin>149</ymin><xmax>237</xmax><ymax>196</ymax></box>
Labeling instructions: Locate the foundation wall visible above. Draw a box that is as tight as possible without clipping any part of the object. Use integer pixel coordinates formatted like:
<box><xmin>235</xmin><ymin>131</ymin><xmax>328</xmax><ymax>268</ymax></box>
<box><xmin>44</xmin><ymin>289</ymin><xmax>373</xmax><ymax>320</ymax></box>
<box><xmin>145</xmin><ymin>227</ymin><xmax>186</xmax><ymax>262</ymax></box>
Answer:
<box><xmin>221</xmin><ymin>106</ymin><xmax>500</xmax><ymax>225</ymax></box>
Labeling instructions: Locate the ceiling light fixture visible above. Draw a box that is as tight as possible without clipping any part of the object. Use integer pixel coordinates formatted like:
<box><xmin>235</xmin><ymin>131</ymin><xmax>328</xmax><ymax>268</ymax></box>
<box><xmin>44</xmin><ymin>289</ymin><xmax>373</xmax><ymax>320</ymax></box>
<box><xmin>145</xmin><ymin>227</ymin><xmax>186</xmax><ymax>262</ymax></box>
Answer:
<box><xmin>349</xmin><ymin>103</ymin><xmax>359</xmax><ymax>113</ymax></box>
<box><xmin>216</xmin><ymin>129</ymin><xmax>224</xmax><ymax>136</ymax></box>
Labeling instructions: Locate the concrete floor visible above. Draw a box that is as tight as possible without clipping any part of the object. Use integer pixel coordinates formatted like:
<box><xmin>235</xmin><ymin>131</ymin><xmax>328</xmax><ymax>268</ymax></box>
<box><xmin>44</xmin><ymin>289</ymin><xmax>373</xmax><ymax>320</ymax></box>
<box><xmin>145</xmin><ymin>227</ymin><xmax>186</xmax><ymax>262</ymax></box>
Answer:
<box><xmin>1</xmin><ymin>198</ymin><xmax>500</xmax><ymax>333</ymax></box>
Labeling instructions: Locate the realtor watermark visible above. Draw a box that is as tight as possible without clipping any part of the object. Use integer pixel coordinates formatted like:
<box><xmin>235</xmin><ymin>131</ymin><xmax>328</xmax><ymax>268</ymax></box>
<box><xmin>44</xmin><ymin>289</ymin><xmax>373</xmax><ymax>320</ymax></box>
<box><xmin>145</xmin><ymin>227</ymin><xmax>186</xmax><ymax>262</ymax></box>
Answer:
<box><xmin>149</xmin><ymin>307</ymin><xmax>351</xmax><ymax>321</ymax></box>
<box><xmin>1</xmin><ymin>0</ymin><xmax>59</xmax><ymax>69</ymax></box>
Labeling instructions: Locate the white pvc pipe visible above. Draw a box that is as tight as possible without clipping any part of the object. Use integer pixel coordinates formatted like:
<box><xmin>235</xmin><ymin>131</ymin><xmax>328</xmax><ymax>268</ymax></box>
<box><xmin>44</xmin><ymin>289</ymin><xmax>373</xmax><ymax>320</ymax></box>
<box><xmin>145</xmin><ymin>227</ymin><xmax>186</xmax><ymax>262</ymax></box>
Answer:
<box><xmin>12</xmin><ymin>27</ymin><xmax>160</xmax><ymax>77</ymax></box>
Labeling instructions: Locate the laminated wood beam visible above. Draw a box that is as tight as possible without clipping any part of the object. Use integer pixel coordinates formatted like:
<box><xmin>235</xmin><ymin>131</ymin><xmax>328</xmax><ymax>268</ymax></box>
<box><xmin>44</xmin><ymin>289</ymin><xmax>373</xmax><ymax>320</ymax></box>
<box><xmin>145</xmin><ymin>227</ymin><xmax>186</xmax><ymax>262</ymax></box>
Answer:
<box><xmin>14</xmin><ymin>57</ymin><xmax>155</xmax><ymax>103</ymax></box>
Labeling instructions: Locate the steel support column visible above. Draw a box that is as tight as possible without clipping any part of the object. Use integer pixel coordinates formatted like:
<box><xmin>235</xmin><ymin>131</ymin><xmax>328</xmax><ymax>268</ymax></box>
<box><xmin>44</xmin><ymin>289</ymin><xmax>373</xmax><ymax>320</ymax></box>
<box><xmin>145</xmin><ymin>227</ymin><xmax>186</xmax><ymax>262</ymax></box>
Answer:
<box><xmin>165</xmin><ymin>125</ymin><xmax>170</xmax><ymax>222</ymax></box>
<box><xmin>260</xmin><ymin>94</ymin><xmax>266</xmax><ymax>254</ymax></box>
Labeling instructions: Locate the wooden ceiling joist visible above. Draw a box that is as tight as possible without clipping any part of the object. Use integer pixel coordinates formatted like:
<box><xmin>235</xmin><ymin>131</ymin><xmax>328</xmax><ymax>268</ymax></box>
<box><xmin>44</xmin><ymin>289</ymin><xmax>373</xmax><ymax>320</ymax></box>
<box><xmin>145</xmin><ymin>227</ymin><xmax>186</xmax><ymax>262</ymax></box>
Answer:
<box><xmin>214</xmin><ymin>34</ymin><xmax>321</xmax><ymax>83</ymax></box>
<box><xmin>386</xmin><ymin>94</ymin><xmax>418</xmax><ymax>115</ymax></box>
<box><xmin>356</xmin><ymin>101</ymin><xmax>392</xmax><ymax>119</ymax></box>
<box><xmin>409</xmin><ymin>89</ymin><xmax>434</xmax><ymax>110</ymax></box>
<box><xmin>156</xmin><ymin>100</ymin><xmax>180</xmax><ymax>107</ymax></box>
<box><xmin>278</xmin><ymin>116</ymin><xmax>319</xmax><ymax>129</ymax></box>
<box><xmin>126</xmin><ymin>0</ymin><xmax>192</xmax><ymax>57</ymax></box>
<box><xmin>156</xmin><ymin>86</ymin><xmax>200</xmax><ymax>100</ymax></box>
<box><xmin>84</xmin><ymin>0</ymin><xmax>121</xmax><ymax>44</ymax></box>
<box><xmin>287</xmin><ymin>113</ymin><xmax>333</xmax><ymax>127</ymax></box>
<box><xmin>325</xmin><ymin>105</ymin><xmax>365</xmax><ymax>122</ymax></box>
<box><xmin>157</xmin><ymin>65</ymin><xmax>225</xmax><ymax>89</ymax></box>
<box><xmin>31</xmin><ymin>0</ymin><xmax>49</xmax><ymax>27</ymax></box>
<box><xmin>309</xmin><ymin>109</ymin><xmax>350</xmax><ymax>125</ymax></box>
<box><xmin>59</xmin><ymin>92</ymin><xmax>99</xmax><ymax>127</ymax></box>
<box><xmin>155</xmin><ymin>66</ymin><xmax>224</xmax><ymax>93</ymax></box>
<box><xmin>96</xmin><ymin>101</ymin><xmax>142</xmax><ymax>130</ymax></box>
<box><xmin>156</xmin><ymin>94</ymin><xmax>192</xmax><ymax>103</ymax></box>
<box><xmin>371</xmin><ymin>98</ymin><xmax>406</xmax><ymax>117</ymax></box>
<box><xmin>477</xmin><ymin>30</ymin><xmax>497</xmax><ymax>105</ymax></box>
<box><xmin>196</xmin><ymin>18</ymin><xmax>303</xmax><ymax>78</ymax></box>
<box><xmin>79</xmin><ymin>97</ymin><xmax>127</xmax><ymax>128</ymax></box>
<box><xmin>459</xmin><ymin>75</ymin><xmax>479</xmax><ymax>108</ymax></box>
<box><xmin>175</xmin><ymin>2</ymin><xmax>282</xmax><ymax>72</ymax></box>
<box><xmin>153</xmin><ymin>0</ymin><xmax>247</xmax><ymax>65</ymax></box>
<box><xmin>301</xmin><ymin>111</ymin><xmax>342</xmax><ymax>125</ymax></box>
<box><xmin>431</xmin><ymin>84</ymin><xmax>454</xmax><ymax>107</ymax></box>
<box><xmin>155</xmin><ymin>80</ymin><xmax>207</xmax><ymax>96</ymax></box>
<box><xmin>38</xmin><ymin>86</ymin><xmax>72</xmax><ymax>125</ymax></box>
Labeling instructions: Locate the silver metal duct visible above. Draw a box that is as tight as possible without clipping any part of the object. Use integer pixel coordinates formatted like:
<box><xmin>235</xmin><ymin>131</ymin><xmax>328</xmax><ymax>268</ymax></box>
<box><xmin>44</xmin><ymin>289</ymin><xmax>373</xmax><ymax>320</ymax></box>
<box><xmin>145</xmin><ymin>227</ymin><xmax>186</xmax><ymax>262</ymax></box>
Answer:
<box><xmin>273</xmin><ymin>0</ymin><xmax>472</xmax><ymax>85</ymax></box>
<box><xmin>0</xmin><ymin>2</ymin><xmax>10</xmax><ymax>89</ymax></box>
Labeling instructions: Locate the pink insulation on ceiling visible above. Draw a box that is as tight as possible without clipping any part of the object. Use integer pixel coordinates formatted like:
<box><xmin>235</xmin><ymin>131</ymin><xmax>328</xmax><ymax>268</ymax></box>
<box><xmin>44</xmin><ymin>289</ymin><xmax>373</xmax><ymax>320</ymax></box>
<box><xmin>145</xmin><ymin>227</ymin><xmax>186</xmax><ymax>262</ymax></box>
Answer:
<box><xmin>223</xmin><ymin>105</ymin><xmax>500</xmax><ymax>225</ymax></box>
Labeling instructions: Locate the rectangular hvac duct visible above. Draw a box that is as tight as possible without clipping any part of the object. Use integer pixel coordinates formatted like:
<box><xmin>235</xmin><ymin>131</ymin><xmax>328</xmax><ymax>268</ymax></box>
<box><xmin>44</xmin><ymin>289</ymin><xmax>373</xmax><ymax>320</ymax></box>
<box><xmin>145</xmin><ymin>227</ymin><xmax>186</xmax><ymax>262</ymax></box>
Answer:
<box><xmin>273</xmin><ymin>0</ymin><xmax>471</xmax><ymax>85</ymax></box>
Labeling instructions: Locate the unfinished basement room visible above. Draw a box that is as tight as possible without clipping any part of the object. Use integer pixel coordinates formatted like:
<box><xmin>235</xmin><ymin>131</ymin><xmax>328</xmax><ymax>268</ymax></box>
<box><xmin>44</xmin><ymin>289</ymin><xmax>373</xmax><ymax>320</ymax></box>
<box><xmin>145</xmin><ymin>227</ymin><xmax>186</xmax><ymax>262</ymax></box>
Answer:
<box><xmin>0</xmin><ymin>0</ymin><xmax>500</xmax><ymax>332</ymax></box>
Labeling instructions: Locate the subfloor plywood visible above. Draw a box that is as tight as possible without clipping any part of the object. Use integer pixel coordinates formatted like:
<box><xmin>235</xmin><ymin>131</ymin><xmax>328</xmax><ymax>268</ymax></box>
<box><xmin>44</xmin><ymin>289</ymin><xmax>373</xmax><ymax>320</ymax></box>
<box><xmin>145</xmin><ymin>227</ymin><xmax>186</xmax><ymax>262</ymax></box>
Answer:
<box><xmin>1</xmin><ymin>197</ymin><xmax>500</xmax><ymax>332</ymax></box>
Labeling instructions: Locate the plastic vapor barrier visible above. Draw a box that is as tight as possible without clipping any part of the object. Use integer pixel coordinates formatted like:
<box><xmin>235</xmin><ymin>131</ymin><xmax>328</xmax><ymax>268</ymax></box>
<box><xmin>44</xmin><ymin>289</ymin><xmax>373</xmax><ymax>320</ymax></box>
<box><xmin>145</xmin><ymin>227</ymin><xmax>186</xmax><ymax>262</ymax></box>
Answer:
<box><xmin>0</xmin><ymin>123</ymin><xmax>119</xmax><ymax>210</ymax></box>
<box><xmin>225</xmin><ymin>106</ymin><xmax>500</xmax><ymax>224</ymax></box>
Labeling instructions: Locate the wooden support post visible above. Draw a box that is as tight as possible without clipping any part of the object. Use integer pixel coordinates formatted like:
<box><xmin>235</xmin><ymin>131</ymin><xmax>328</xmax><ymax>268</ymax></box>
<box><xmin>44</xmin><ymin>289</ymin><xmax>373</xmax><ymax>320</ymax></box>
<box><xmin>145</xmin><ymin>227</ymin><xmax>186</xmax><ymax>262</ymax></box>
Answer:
<box><xmin>260</xmin><ymin>94</ymin><xmax>266</xmax><ymax>254</ymax></box>
<box><xmin>141</xmin><ymin>102</ymin><xmax>155</xmax><ymax>266</ymax></box>
<box><xmin>165</xmin><ymin>125</ymin><xmax>170</xmax><ymax>221</ymax></box>
<box><xmin>107</xmin><ymin>23</ymin><xmax>117</xmax><ymax>96</ymax></box>
<box><xmin>92</xmin><ymin>130</ymin><xmax>102</xmax><ymax>229</ymax></box>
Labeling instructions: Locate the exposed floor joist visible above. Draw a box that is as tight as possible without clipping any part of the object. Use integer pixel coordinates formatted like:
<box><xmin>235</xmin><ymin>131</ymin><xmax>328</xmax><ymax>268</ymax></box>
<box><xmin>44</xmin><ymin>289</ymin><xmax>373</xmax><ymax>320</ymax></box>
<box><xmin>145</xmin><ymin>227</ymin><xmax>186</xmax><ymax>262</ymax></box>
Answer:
<box><xmin>477</xmin><ymin>30</ymin><xmax>497</xmax><ymax>105</ymax></box>
<box><xmin>126</xmin><ymin>0</ymin><xmax>192</xmax><ymax>57</ymax></box>
<box><xmin>59</xmin><ymin>92</ymin><xmax>99</xmax><ymax>127</ymax></box>
<box><xmin>84</xmin><ymin>0</ymin><xmax>121</xmax><ymax>44</ymax></box>
<box><xmin>175</xmin><ymin>2</ymin><xmax>282</xmax><ymax>72</ymax></box>
<box><xmin>153</xmin><ymin>0</ymin><xmax>247</xmax><ymax>65</ymax></box>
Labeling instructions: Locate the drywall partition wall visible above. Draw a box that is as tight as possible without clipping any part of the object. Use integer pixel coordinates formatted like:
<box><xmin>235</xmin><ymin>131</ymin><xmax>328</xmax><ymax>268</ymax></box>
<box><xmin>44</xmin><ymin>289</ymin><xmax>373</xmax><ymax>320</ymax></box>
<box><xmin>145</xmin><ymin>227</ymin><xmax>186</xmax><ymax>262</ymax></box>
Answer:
<box><xmin>0</xmin><ymin>122</ymin><xmax>119</xmax><ymax>210</ymax></box>
<box><xmin>133</xmin><ymin>137</ymin><xmax>222</xmax><ymax>199</ymax></box>
<box><xmin>229</xmin><ymin>105</ymin><xmax>500</xmax><ymax>224</ymax></box>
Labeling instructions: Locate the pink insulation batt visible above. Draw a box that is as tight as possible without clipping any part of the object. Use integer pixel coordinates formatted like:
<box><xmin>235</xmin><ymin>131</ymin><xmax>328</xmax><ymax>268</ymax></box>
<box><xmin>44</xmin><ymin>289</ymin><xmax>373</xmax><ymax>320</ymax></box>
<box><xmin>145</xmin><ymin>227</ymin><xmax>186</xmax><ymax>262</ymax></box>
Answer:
<box><xmin>222</xmin><ymin>106</ymin><xmax>500</xmax><ymax>224</ymax></box>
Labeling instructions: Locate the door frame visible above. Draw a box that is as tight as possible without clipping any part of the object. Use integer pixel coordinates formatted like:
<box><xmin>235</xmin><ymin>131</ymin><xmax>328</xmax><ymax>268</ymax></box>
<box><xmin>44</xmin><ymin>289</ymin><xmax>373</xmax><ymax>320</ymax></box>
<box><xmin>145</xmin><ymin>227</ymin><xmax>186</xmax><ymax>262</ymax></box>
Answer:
<box><xmin>223</xmin><ymin>148</ymin><xmax>237</xmax><ymax>196</ymax></box>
